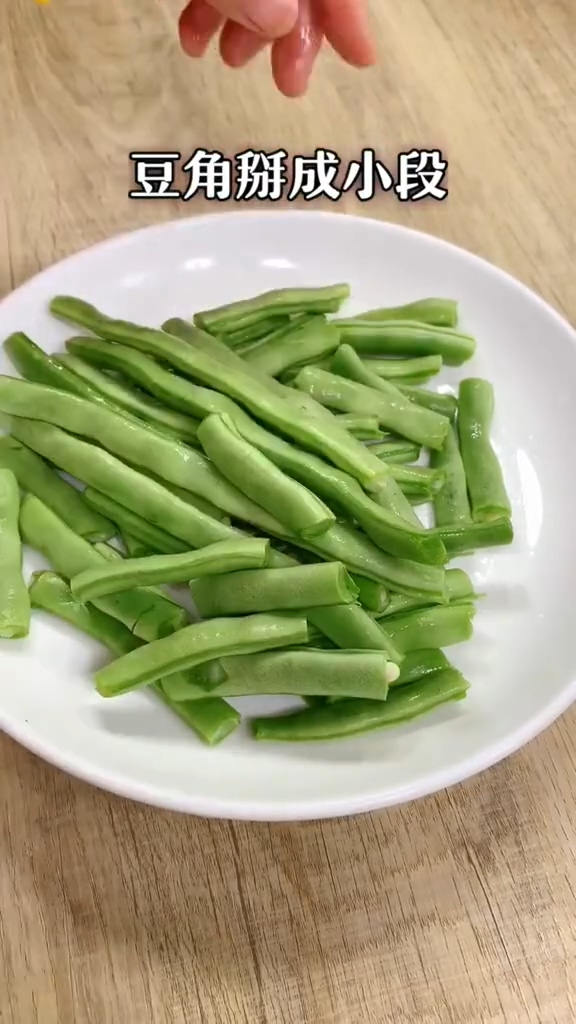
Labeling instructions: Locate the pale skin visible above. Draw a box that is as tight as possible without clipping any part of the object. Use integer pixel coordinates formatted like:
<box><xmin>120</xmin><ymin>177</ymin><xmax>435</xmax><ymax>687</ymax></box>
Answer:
<box><xmin>178</xmin><ymin>0</ymin><xmax>376</xmax><ymax>98</ymax></box>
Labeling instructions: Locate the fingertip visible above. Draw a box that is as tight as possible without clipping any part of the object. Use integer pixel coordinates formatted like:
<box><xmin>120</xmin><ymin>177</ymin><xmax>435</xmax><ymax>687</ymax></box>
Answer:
<box><xmin>219</xmin><ymin>20</ymin><xmax>267</xmax><ymax>67</ymax></box>
<box><xmin>179</xmin><ymin>0</ymin><xmax>223</xmax><ymax>57</ymax></box>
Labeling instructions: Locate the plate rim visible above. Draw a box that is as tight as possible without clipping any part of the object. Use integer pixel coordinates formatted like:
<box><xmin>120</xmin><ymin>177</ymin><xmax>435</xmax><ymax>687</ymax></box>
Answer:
<box><xmin>1</xmin><ymin>208</ymin><xmax>575</xmax><ymax>822</ymax></box>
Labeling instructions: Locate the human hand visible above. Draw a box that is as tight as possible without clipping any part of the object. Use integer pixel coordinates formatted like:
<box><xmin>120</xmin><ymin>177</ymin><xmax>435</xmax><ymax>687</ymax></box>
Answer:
<box><xmin>179</xmin><ymin>0</ymin><xmax>376</xmax><ymax>98</ymax></box>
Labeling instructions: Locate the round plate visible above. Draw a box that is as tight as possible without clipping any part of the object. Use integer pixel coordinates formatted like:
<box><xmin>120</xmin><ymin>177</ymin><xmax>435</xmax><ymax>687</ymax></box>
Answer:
<box><xmin>0</xmin><ymin>211</ymin><xmax>574</xmax><ymax>821</ymax></box>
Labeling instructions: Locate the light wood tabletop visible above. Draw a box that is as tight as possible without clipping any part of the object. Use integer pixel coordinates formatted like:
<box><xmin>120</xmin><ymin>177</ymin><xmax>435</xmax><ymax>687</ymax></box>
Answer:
<box><xmin>1</xmin><ymin>0</ymin><xmax>576</xmax><ymax>1021</ymax></box>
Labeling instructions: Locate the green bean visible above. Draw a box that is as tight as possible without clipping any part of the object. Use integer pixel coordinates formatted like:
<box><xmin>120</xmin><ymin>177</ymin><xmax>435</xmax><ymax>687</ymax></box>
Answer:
<box><xmin>389</xmin><ymin>464</ymin><xmax>445</xmax><ymax>497</ymax></box>
<box><xmin>63</xmin><ymin>339</ymin><xmax>445</xmax><ymax>563</ymax></box>
<box><xmin>175</xmin><ymin>319</ymin><xmax>338</xmax><ymax>422</ymax></box>
<box><xmin>71</xmin><ymin>537</ymin><xmax>270</xmax><ymax>602</ymax></box>
<box><xmin>336</xmin><ymin>414</ymin><xmax>384</xmax><ymax>440</ymax></box>
<box><xmin>458</xmin><ymin>378</ymin><xmax>511</xmax><ymax>522</ymax></box>
<box><xmin>351</xmin><ymin>576</ymin><xmax>388</xmax><ymax>613</ymax></box>
<box><xmin>10</xmin><ymin>419</ymin><xmax>255</xmax><ymax>552</ymax></box>
<box><xmin>58</xmin><ymin>351</ymin><xmax>200</xmax><ymax>443</ymax></box>
<box><xmin>398</xmin><ymin>385</ymin><xmax>458</xmax><ymax>420</ymax></box>
<box><xmin>0</xmin><ymin>469</ymin><xmax>30</xmax><ymax>638</ymax></box>
<box><xmin>84</xmin><ymin>489</ymin><xmax>187</xmax><ymax>554</ymax></box>
<box><xmin>429</xmin><ymin>423</ymin><xmax>472</xmax><ymax>526</ymax></box>
<box><xmin>24</xmin><ymin>502</ymin><xmax>226</xmax><ymax>697</ymax></box>
<box><xmin>394</xmin><ymin>648</ymin><xmax>452</xmax><ymax>686</ymax></box>
<box><xmin>50</xmin><ymin>298</ymin><xmax>390</xmax><ymax>492</ymax></box>
<box><xmin>64</xmin><ymin>337</ymin><xmax>229</xmax><ymax>417</ymax></box>
<box><xmin>221</xmin><ymin>316</ymin><xmax>290</xmax><ymax>347</ymax></box>
<box><xmin>122</xmin><ymin>533</ymin><xmax>153</xmax><ymax>558</ymax></box>
<box><xmin>29</xmin><ymin>571</ymin><xmax>240</xmax><ymax>745</ymax></box>
<box><xmin>197</xmin><ymin>413</ymin><xmax>335</xmax><ymax>539</ymax></box>
<box><xmin>92</xmin><ymin>541</ymin><xmax>123</xmax><ymax>563</ymax></box>
<box><xmin>367</xmin><ymin>441</ymin><xmax>422</xmax><ymax>464</ymax></box>
<box><xmin>167</xmin><ymin>649</ymin><xmax>397</xmax><ymax>702</ymax></box>
<box><xmin>20</xmin><ymin>495</ymin><xmax>187</xmax><ymax>638</ymax></box>
<box><xmin>91</xmin><ymin>539</ymin><xmax>184</xmax><ymax>605</ymax></box>
<box><xmin>153</xmin><ymin>686</ymin><xmax>241</xmax><ymax>745</ymax></box>
<box><xmin>0</xmin><ymin>436</ymin><xmax>114</xmax><ymax>542</ymax></box>
<box><xmin>300</xmin><ymin>523</ymin><xmax>447</xmax><ymax>600</ymax></box>
<box><xmin>234</xmin><ymin>314</ymin><xmax>313</xmax><ymax>357</ymax></box>
<box><xmin>331</xmin><ymin>345</ymin><xmax>452</xmax><ymax>444</ymax></box>
<box><xmin>306</xmin><ymin>603</ymin><xmax>403</xmax><ymax>663</ymax></box>
<box><xmin>324</xmin><ymin>646</ymin><xmax>451</xmax><ymax>702</ymax></box>
<box><xmin>95</xmin><ymin>612</ymin><xmax>309</xmax><ymax>697</ymax></box>
<box><xmin>345</xmin><ymin>299</ymin><xmax>458</xmax><ymax>328</ymax></box>
<box><xmin>161</xmin><ymin>483</ymin><xmax>231</xmax><ymax>524</ymax></box>
<box><xmin>332</xmin><ymin>320</ymin><xmax>475</xmax><ymax>366</ymax></box>
<box><xmin>0</xmin><ymin>377</ymin><xmax>284</xmax><ymax>537</ymax></box>
<box><xmin>431</xmin><ymin>518</ymin><xmax>513</xmax><ymax>556</ymax></box>
<box><xmin>161</xmin><ymin>319</ymin><xmax>420</xmax><ymax>526</ymax></box>
<box><xmin>194</xmin><ymin>284</ymin><xmax>350</xmax><ymax>334</ymax></box>
<box><xmin>385</xmin><ymin>603</ymin><xmax>476</xmax><ymax>653</ymax></box>
<box><xmin>294</xmin><ymin>363</ymin><xmax>449</xmax><ymax>451</ymax></box>
<box><xmin>251</xmin><ymin>667</ymin><xmax>469</xmax><ymax>741</ymax></box>
<box><xmin>363</xmin><ymin>354</ymin><xmax>442</xmax><ymax>384</ymax></box>
<box><xmin>377</xmin><ymin>568</ymin><xmax>476</xmax><ymax>618</ymax></box>
<box><xmin>30</xmin><ymin>570</ymin><xmax>142</xmax><ymax>654</ymax></box>
<box><xmin>245</xmin><ymin>317</ymin><xmax>340</xmax><ymax>377</ymax></box>
<box><xmin>190</xmin><ymin>562</ymin><xmax>358</xmax><ymax>617</ymax></box>
<box><xmin>4</xmin><ymin>332</ymin><xmax>114</xmax><ymax>405</ymax></box>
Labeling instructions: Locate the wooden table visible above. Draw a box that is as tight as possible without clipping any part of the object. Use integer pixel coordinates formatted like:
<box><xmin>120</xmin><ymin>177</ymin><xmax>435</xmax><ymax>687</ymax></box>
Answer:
<box><xmin>1</xmin><ymin>1</ymin><xmax>576</xmax><ymax>1020</ymax></box>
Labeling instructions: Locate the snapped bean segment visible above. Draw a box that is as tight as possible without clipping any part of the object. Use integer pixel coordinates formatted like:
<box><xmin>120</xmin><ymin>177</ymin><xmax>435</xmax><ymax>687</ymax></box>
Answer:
<box><xmin>190</xmin><ymin>562</ymin><xmax>358</xmax><ymax>617</ymax></box>
<box><xmin>385</xmin><ymin>603</ymin><xmax>476</xmax><ymax>653</ymax></box>
<box><xmin>251</xmin><ymin>667</ymin><xmax>469</xmax><ymax>742</ymax></box>
<box><xmin>333</xmin><ymin>319</ymin><xmax>476</xmax><ymax>366</ymax></box>
<box><xmin>95</xmin><ymin>613</ymin><xmax>309</xmax><ymax>697</ymax></box>
<box><xmin>0</xmin><ymin>468</ymin><xmax>30</xmax><ymax>638</ymax></box>
<box><xmin>197</xmin><ymin>413</ymin><xmax>335</xmax><ymax>540</ymax></box>
<box><xmin>362</xmin><ymin>354</ymin><xmax>442</xmax><ymax>384</ymax></box>
<box><xmin>430</xmin><ymin>423</ymin><xmax>472</xmax><ymax>527</ymax></box>
<box><xmin>194</xmin><ymin>283</ymin><xmax>351</xmax><ymax>334</ymax></box>
<box><xmin>458</xmin><ymin>378</ymin><xmax>512</xmax><ymax>522</ymax></box>
<box><xmin>71</xmin><ymin>537</ymin><xmax>270</xmax><ymax>602</ymax></box>
<box><xmin>245</xmin><ymin>317</ymin><xmax>340</xmax><ymax>378</ymax></box>
<box><xmin>294</xmin><ymin>363</ymin><xmax>449</xmax><ymax>450</ymax></box>
<box><xmin>348</xmin><ymin>298</ymin><xmax>458</xmax><ymax>328</ymax></box>
<box><xmin>169</xmin><ymin>649</ymin><xmax>398</xmax><ymax>701</ymax></box>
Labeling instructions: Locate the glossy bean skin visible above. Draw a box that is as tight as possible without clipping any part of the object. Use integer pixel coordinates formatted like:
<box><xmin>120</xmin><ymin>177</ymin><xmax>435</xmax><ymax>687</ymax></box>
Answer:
<box><xmin>0</xmin><ymin>468</ymin><xmax>30</xmax><ymax>638</ymax></box>
<box><xmin>251</xmin><ymin>668</ymin><xmax>469</xmax><ymax>742</ymax></box>
<box><xmin>458</xmin><ymin>378</ymin><xmax>512</xmax><ymax>522</ymax></box>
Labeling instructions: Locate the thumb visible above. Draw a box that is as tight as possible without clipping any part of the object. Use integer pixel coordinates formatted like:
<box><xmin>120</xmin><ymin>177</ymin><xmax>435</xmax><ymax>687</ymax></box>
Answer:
<box><xmin>209</xmin><ymin>0</ymin><xmax>298</xmax><ymax>37</ymax></box>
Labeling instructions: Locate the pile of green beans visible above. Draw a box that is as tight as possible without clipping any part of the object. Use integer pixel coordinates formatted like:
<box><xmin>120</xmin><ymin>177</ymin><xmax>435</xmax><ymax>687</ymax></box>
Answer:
<box><xmin>0</xmin><ymin>283</ymin><xmax>514</xmax><ymax>746</ymax></box>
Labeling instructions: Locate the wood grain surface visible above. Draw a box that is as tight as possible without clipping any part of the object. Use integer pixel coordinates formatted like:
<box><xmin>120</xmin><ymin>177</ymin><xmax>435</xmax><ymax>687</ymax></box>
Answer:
<box><xmin>1</xmin><ymin>1</ymin><xmax>576</xmax><ymax>1021</ymax></box>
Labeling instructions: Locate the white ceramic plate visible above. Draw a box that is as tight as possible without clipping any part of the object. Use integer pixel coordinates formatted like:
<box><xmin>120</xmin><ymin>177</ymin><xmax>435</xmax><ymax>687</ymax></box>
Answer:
<box><xmin>0</xmin><ymin>210</ymin><xmax>574</xmax><ymax>821</ymax></box>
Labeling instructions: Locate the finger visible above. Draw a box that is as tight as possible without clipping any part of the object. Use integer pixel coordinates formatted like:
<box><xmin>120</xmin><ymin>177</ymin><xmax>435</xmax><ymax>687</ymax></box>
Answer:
<box><xmin>179</xmin><ymin>0</ymin><xmax>223</xmax><ymax>57</ymax></box>
<box><xmin>318</xmin><ymin>0</ymin><xmax>376</xmax><ymax>67</ymax></box>
<box><xmin>219</xmin><ymin>21</ymin><xmax>268</xmax><ymax>67</ymax></box>
<box><xmin>271</xmin><ymin>0</ymin><xmax>323</xmax><ymax>98</ymax></box>
<box><xmin>210</xmin><ymin>0</ymin><xmax>298</xmax><ymax>39</ymax></box>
